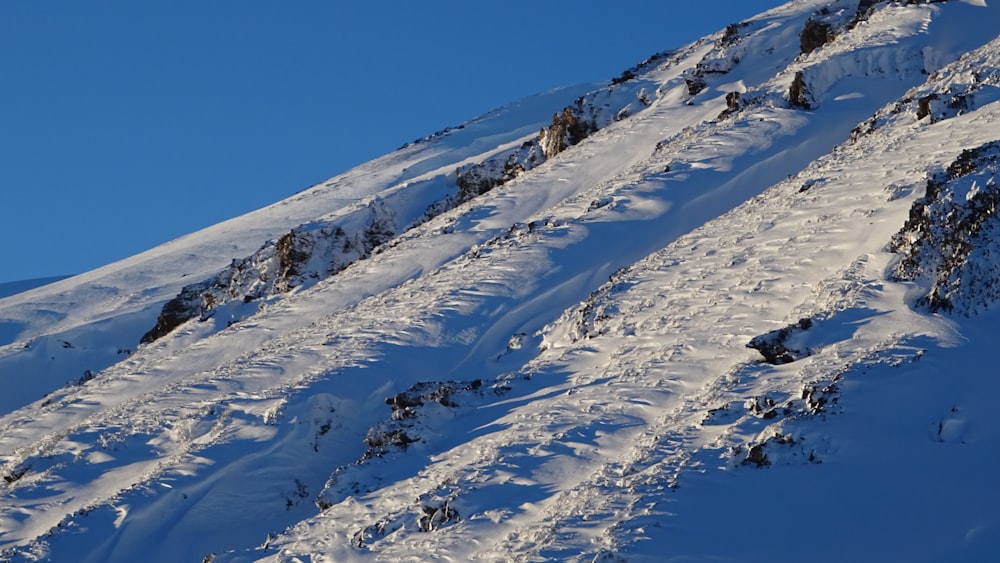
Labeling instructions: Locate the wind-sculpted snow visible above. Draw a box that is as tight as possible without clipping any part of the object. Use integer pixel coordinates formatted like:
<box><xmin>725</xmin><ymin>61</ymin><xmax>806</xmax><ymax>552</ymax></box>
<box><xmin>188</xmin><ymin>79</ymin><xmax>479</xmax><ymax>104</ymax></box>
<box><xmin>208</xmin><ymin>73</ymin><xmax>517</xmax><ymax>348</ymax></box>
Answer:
<box><xmin>143</xmin><ymin>0</ymin><xmax>995</xmax><ymax>346</ymax></box>
<box><xmin>141</xmin><ymin>39</ymin><xmax>715</xmax><ymax>346</ymax></box>
<box><xmin>851</xmin><ymin>34</ymin><xmax>1000</xmax><ymax>139</ymax></box>
<box><xmin>250</xmin><ymin>78</ymin><xmax>1000</xmax><ymax>561</ymax></box>
<box><xmin>3</xmin><ymin>1</ymin><xmax>1000</xmax><ymax>562</ymax></box>
<box><xmin>0</xmin><ymin>83</ymin><xmax>599</xmax><ymax>415</ymax></box>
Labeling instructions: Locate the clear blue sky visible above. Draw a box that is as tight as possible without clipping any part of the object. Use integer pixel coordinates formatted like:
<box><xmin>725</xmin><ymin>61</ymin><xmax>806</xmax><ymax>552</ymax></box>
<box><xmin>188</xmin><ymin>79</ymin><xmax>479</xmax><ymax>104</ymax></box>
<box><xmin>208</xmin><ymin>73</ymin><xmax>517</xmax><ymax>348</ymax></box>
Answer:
<box><xmin>0</xmin><ymin>1</ymin><xmax>778</xmax><ymax>284</ymax></box>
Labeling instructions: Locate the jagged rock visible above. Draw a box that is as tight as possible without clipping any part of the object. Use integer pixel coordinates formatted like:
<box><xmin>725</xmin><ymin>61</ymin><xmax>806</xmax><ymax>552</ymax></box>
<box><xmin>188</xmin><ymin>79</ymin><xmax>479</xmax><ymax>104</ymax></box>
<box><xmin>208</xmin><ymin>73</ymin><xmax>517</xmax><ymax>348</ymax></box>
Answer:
<box><xmin>612</xmin><ymin>50</ymin><xmax>671</xmax><ymax>86</ymax></box>
<box><xmin>274</xmin><ymin>232</ymin><xmax>312</xmax><ymax>286</ymax></box>
<box><xmin>362</xmin><ymin>379</ymin><xmax>487</xmax><ymax>458</ymax></box>
<box><xmin>363</xmin><ymin>428</ymin><xmax>417</xmax><ymax>453</ymax></box>
<box><xmin>611</xmin><ymin>69</ymin><xmax>636</xmax><ymax>86</ymax></box>
<box><xmin>718</xmin><ymin>22</ymin><xmax>749</xmax><ymax>49</ymax></box>
<box><xmin>140</xmin><ymin>282</ymin><xmax>213</xmax><ymax>344</ymax></box>
<box><xmin>141</xmin><ymin>203</ymin><xmax>395</xmax><ymax>344</ymax></box>
<box><xmin>717</xmin><ymin>91</ymin><xmax>742</xmax><ymax>120</ymax></box>
<box><xmin>385</xmin><ymin>379</ymin><xmax>482</xmax><ymax>421</ymax></box>
<box><xmin>352</xmin><ymin>518</ymin><xmax>401</xmax><ymax>548</ymax></box>
<box><xmin>788</xmin><ymin>71</ymin><xmax>812</xmax><ymax>109</ymax></box>
<box><xmin>801</xmin><ymin>382</ymin><xmax>839</xmax><ymax>414</ymax></box>
<box><xmin>890</xmin><ymin>141</ymin><xmax>1000</xmax><ymax>314</ymax></box>
<box><xmin>916</xmin><ymin>93</ymin><xmax>938</xmax><ymax>120</ymax></box>
<box><xmin>685</xmin><ymin>77</ymin><xmax>708</xmax><ymax>96</ymax></box>
<box><xmin>456</xmin><ymin>141</ymin><xmax>544</xmax><ymax>203</ymax></box>
<box><xmin>853</xmin><ymin>0</ymin><xmax>883</xmax><ymax>25</ymax></box>
<box><xmin>743</xmin><ymin>443</ymin><xmax>769</xmax><ymax>467</ymax></box>
<box><xmin>800</xmin><ymin>19</ymin><xmax>835</xmax><ymax>55</ymax></box>
<box><xmin>540</xmin><ymin>106</ymin><xmax>598</xmax><ymax>158</ymax></box>
<box><xmin>747</xmin><ymin>318</ymin><xmax>814</xmax><ymax>364</ymax></box>
<box><xmin>914</xmin><ymin>90</ymin><xmax>972</xmax><ymax>123</ymax></box>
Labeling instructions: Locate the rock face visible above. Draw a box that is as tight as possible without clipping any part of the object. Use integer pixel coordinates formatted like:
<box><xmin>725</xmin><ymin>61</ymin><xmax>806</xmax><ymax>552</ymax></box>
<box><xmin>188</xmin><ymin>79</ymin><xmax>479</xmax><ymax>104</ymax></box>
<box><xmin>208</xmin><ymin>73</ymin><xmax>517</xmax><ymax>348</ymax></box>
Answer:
<box><xmin>140</xmin><ymin>283</ymin><xmax>215</xmax><ymax>344</ymax></box>
<box><xmin>455</xmin><ymin>140</ymin><xmax>545</xmax><ymax>203</ymax></box>
<box><xmin>800</xmin><ymin>18</ymin><xmax>835</xmax><ymax>55</ymax></box>
<box><xmin>890</xmin><ymin>141</ymin><xmax>1000</xmax><ymax>314</ymax></box>
<box><xmin>788</xmin><ymin>70</ymin><xmax>813</xmax><ymax>109</ymax></box>
<box><xmin>539</xmin><ymin>106</ymin><xmax>599</xmax><ymax>158</ymax></box>
<box><xmin>747</xmin><ymin>318</ymin><xmax>815</xmax><ymax>364</ymax></box>
<box><xmin>141</xmin><ymin>200</ymin><xmax>396</xmax><ymax>344</ymax></box>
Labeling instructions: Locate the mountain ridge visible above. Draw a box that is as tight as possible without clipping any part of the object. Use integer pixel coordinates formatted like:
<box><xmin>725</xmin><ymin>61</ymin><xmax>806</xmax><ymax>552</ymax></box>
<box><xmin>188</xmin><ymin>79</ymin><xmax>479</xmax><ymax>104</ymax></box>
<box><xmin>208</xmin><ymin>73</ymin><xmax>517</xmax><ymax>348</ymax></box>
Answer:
<box><xmin>2</xmin><ymin>1</ymin><xmax>1000</xmax><ymax>561</ymax></box>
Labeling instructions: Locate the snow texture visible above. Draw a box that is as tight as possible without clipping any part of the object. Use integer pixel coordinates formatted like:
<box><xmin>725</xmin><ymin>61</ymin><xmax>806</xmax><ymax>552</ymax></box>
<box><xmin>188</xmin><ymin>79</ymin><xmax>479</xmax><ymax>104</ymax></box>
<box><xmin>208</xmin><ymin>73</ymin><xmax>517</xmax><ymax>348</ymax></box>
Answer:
<box><xmin>2</xmin><ymin>1</ymin><xmax>1000</xmax><ymax>561</ymax></box>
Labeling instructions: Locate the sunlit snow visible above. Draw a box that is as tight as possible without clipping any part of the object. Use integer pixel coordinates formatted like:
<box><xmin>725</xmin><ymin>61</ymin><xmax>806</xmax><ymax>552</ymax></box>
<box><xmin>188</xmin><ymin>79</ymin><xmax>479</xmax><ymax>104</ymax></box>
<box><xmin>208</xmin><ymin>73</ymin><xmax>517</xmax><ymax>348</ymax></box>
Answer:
<box><xmin>2</xmin><ymin>1</ymin><xmax>999</xmax><ymax>561</ymax></box>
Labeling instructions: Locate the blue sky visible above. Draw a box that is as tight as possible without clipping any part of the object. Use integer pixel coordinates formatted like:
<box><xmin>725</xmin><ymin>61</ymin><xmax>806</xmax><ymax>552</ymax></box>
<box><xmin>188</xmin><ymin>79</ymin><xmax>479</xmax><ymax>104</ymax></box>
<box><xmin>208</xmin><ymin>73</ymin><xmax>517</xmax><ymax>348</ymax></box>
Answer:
<box><xmin>0</xmin><ymin>1</ymin><xmax>778</xmax><ymax>284</ymax></box>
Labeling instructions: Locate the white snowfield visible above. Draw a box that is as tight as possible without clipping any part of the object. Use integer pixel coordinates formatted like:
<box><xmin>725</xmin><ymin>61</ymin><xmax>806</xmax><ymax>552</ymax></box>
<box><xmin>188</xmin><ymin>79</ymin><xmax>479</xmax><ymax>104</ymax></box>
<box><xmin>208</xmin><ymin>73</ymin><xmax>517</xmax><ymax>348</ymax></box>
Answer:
<box><xmin>2</xmin><ymin>1</ymin><xmax>1000</xmax><ymax>561</ymax></box>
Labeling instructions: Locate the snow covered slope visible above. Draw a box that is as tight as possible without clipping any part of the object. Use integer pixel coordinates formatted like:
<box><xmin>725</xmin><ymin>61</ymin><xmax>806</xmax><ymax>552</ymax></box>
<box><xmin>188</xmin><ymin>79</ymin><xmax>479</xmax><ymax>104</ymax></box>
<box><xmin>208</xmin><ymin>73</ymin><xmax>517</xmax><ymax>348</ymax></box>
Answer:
<box><xmin>2</xmin><ymin>1</ymin><xmax>1000</xmax><ymax>561</ymax></box>
<box><xmin>0</xmin><ymin>83</ymin><xmax>598</xmax><ymax>416</ymax></box>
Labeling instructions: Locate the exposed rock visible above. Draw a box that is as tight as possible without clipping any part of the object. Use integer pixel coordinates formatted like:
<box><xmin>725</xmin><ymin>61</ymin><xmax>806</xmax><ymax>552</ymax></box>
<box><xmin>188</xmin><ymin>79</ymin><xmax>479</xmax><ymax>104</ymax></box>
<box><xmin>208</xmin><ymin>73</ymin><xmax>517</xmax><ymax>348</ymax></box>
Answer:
<box><xmin>851</xmin><ymin>0</ymin><xmax>884</xmax><ymax>27</ymax></box>
<box><xmin>679</xmin><ymin>22</ymin><xmax>753</xmax><ymax>102</ymax></box>
<box><xmin>719</xmin><ymin>22</ymin><xmax>750</xmax><ymax>49</ymax></box>
<box><xmin>456</xmin><ymin>141</ymin><xmax>544</xmax><ymax>203</ymax></box>
<box><xmin>3</xmin><ymin>466</ymin><xmax>29</xmax><ymax>484</ymax></box>
<box><xmin>275</xmin><ymin>232</ymin><xmax>312</xmax><ymax>286</ymax></box>
<box><xmin>363</xmin><ymin>379</ymin><xmax>487</xmax><ymax>458</ymax></box>
<box><xmin>363</xmin><ymin>428</ymin><xmax>417</xmax><ymax>453</ymax></box>
<box><xmin>612</xmin><ymin>50</ymin><xmax>671</xmax><ymax>86</ymax></box>
<box><xmin>460</xmin><ymin>54</ymin><xmax>677</xmax><ymax>206</ymax></box>
<box><xmin>685</xmin><ymin>77</ymin><xmax>708</xmax><ymax>96</ymax></box>
<box><xmin>140</xmin><ymin>282</ymin><xmax>214</xmax><ymax>344</ymax></box>
<box><xmin>747</xmin><ymin>318</ymin><xmax>814</xmax><ymax>364</ymax></box>
<box><xmin>743</xmin><ymin>443</ymin><xmax>769</xmax><ymax>467</ymax></box>
<box><xmin>802</xmin><ymin>382</ymin><xmax>839</xmax><ymax>414</ymax></box>
<box><xmin>916</xmin><ymin>93</ymin><xmax>938</xmax><ymax>120</ymax></box>
<box><xmin>788</xmin><ymin>71</ymin><xmax>812</xmax><ymax>109</ymax></box>
<box><xmin>384</xmin><ymin>379</ymin><xmax>482</xmax><ymax>421</ymax></box>
<box><xmin>540</xmin><ymin>106</ymin><xmax>599</xmax><ymax>158</ymax></box>
<box><xmin>716</xmin><ymin>91</ymin><xmax>742</xmax><ymax>120</ymax></box>
<box><xmin>800</xmin><ymin>19</ymin><xmax>835</xmax><ymax>55</ymax></box>
<box><xmin>890</xmin><ymin>141</ymin><xmax>1000</xmax><ymax>314</ymax></box>
<box><xmin>352</xmin><ymin>518</ymin><xmax>401</xmax><ymax>548</ymax></box>
<box><xmin>611</xmin><ymin>69</ymin><xmax>636</xmax><ymax>86</ymax></box>
<box><xmin>141</xmin><ymin>203</ymin><xmax>394</xmax><ymax>344</ymax></box>
<box><xmin>417</xmin><ymin>495</ymin><xmax>459</xmax><ymax>532</ymax></box>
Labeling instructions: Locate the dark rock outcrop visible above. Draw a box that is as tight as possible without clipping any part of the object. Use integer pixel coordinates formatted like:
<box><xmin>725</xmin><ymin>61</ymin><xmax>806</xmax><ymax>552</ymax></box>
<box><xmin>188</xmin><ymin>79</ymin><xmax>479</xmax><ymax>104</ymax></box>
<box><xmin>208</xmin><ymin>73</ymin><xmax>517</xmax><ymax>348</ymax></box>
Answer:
<box><xmin>788</xmin><ymin>71</ymin><xmax>812</xmax><ymax>109</ymax></box>
<box><xmin>140</xmin><ymin>283</ymin><xmax>215</xmax><ymax>344</ymax></box>
<box><xmin>890</xmin><ymin>141</ymin><xmax>1000</xmax><ymax>314</ymax></box>
<box><xmin>800</xmin><ymin>19</ymin><xmax>835</xmax><ymax>55</ymax></box>
<box><xmin>539</xmin><ymin>106</ymin><xmax>599</xmax><ymax>158</ymax></box>
<box><xmin>747</xmin><ymin>318</ymin><xmax>814</xmax><ymax>364</ymax></box>
<box><xmin>364</xmin><ymin>379</ymin><xmax>486</xmax><ymax>459</ymax></box>
<box><xmin>141</xmin><ymin>201</ymin><xmax>395</xmax><ymax>345</ymax></box>
<box><xmin>717</xmin><ymin>91</ymin><xmax>742</xmax><ymax>120</ymax></box>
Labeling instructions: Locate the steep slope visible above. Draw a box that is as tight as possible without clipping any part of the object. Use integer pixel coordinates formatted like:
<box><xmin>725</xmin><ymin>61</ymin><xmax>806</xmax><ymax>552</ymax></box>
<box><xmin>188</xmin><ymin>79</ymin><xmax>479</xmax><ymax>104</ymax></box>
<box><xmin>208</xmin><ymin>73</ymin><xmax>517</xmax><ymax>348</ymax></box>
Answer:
<box><xmin>2</xmin><ymin>1</ymin><xmax>999</xmax><ymax>561</ymax></box>
<box><xmin>237</xmin><ymin>27</ymin><xmax>1000</xmax><ymax>562</ymax></box>
<box><xmin>0</xmin><ymin>83</ymin><xmax>598</xmax><ymax>416</ymax></box>
<box><xmin>253</xmin><ymin>33</ymin><xmax>1000</xmax><ymax>563</ymax></box>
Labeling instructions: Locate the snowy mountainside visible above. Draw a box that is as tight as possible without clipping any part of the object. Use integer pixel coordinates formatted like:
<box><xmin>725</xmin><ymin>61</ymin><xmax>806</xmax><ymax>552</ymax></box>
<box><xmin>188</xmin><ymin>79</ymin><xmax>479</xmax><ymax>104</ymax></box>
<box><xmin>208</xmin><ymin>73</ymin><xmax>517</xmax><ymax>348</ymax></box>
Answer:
<box><xmin>0</xmin><ymin>83</ymin><xmax>598</xmax><ymax>415</ymax></box>
<box><xmin>3</xmin><ymin>1</ymin><xmax>1000</xmax><ymax>561</ymax></box>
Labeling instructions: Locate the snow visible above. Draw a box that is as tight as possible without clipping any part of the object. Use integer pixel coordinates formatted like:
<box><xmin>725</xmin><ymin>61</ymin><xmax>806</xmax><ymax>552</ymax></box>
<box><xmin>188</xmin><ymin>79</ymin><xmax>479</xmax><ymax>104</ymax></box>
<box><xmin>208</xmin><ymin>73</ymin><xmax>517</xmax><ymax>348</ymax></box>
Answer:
<box><xmin>0</xmin><ymin>82</ymin><xmax>599</xmax><ymax>416</ymax></box>
<box><xmin>2</xmin><ymin>1</ymin><xmax>1000</xmax><ymax>561</ymax></box>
